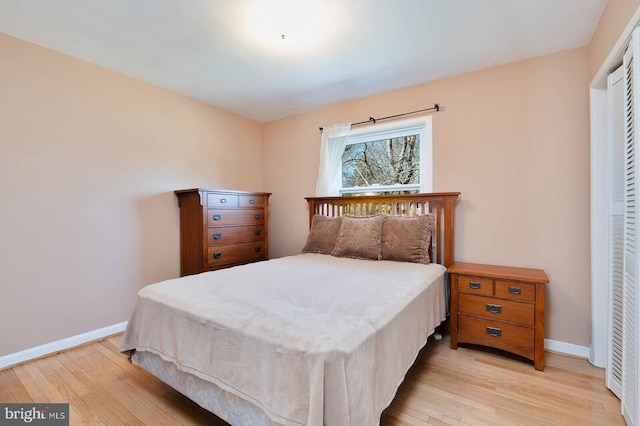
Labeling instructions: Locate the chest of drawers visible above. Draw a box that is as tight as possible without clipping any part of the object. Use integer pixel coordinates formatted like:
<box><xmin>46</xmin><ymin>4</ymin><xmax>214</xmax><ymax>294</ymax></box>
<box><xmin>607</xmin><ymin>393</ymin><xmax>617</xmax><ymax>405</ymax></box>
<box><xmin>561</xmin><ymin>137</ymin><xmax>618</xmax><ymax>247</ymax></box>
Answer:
<box><xmin>448</xmin><ymin>262</ymin><xmax>549</xmax><ymax>370</ymax></box>
<box><xmin>175</xmin><ymin>188</ymin><xmax>271</xmax><ymax>276</ymax></box>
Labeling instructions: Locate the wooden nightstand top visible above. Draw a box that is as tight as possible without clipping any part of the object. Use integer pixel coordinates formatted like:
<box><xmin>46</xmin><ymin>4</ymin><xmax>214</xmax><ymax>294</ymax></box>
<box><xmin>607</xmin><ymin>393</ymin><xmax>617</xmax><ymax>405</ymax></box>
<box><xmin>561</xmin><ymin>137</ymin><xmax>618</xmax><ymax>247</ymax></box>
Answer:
<box><xmin>448</xmin><ymin>262</ymin><xmax>549</xmax><ymax>284</ymax></box>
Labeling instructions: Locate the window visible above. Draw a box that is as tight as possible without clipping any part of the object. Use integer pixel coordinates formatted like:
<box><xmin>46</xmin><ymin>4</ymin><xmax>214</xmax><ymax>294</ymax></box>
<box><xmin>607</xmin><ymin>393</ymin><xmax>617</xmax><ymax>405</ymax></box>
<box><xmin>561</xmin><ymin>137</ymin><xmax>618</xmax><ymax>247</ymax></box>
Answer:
<box><xmin>340</xmin><ymin>116</ymin><xmax>433</xmax><ymax>195</ymax></box>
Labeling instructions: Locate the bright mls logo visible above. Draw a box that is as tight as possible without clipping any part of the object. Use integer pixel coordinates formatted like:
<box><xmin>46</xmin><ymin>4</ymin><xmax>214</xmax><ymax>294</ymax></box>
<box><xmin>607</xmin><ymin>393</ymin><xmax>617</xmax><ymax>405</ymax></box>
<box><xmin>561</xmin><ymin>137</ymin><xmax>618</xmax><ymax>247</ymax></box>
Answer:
<box><xmin>0</xmin><ymin>404</ymin><xmax>68</xmax><ymax>425</ymax></box>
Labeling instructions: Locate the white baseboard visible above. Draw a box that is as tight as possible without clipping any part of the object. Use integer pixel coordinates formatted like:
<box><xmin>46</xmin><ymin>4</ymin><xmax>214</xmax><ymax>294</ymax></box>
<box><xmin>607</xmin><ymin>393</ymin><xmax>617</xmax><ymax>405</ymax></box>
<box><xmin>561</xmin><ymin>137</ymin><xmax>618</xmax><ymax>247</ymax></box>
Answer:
<box><xmin>0</xmin><ymin>321</ymin><xmax>127</xmax><ymax>370</ymax></box>
<box><xmin>545</xmin><ymin>338</ymin><xmax>591</xmax><ymax>359</ymax></box>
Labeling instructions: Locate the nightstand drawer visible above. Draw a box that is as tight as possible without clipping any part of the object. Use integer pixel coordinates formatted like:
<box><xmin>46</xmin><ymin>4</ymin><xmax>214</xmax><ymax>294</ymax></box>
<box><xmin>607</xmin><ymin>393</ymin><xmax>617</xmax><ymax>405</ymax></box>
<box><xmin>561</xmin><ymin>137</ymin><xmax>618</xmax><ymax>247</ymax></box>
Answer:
<box><xmin>495</xmin><ymin>280</ymin><xmax>535</xmax><ymax>303</ymax></box>
<box><xmin>458</xmin><ymin>293</ymin><xmax>534</xmax><ymax>325</ymax></box>
<box><xmin>458</xmin><ymin>276</ymin><xmax>493</xmax><ymax>296</ymax></box>
<box><xmin>458</xmin><ymin>315</ymin><xmax>534</xmax><ymax>351</ymax></box>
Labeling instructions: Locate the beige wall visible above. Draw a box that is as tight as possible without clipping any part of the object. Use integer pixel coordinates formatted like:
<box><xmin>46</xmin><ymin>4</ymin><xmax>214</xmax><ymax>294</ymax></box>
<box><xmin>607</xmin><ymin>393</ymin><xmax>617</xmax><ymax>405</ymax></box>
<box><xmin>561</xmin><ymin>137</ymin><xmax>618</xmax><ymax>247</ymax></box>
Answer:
<box><xmin>264</xmin><ymin>47</ymin><xmax>591</xmax><ymax>346</ymax></box>
<box><xmin>0</xmin><ymin>33</ymin><xmax>264</xmax><ymax>355</ymax></box>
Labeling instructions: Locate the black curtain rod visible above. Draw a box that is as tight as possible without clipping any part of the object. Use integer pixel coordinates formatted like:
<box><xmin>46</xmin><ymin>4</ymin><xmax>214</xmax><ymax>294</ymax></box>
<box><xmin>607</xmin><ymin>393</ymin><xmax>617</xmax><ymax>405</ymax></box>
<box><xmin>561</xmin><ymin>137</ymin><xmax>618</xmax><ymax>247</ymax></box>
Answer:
<box><xmin>318</xmin><ymin>104</ymin><xmax>440</xmax><ymax>131</ymax></box>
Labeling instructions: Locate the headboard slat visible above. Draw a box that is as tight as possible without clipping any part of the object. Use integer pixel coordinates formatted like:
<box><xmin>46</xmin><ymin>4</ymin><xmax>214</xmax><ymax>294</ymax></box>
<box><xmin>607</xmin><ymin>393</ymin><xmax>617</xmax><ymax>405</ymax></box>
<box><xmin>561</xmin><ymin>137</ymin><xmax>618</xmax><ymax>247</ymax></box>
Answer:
<box><xmin>306</xmin><ymin>192</ymin><xmax>460</xmax><ymax>267</ymax></box>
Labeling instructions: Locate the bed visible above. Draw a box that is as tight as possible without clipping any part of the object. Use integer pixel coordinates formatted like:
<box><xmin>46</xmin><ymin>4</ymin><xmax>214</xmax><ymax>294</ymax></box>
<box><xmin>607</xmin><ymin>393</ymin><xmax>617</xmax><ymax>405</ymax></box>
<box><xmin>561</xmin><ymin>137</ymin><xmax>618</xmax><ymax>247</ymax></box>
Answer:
<box><xmin>121</xmin><ymin>192</ymin><xmax>460</xmax><ymax>425</ymax></box>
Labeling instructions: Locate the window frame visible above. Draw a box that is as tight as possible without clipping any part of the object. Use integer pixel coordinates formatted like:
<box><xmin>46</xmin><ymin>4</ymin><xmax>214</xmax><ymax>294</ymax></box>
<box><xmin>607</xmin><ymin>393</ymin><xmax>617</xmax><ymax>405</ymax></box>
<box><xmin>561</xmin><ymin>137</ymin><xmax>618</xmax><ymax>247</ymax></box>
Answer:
<box><xmin>339</xmin><ymin>116</ymin><xmax>433</xmax><ymax>195</ymax></box>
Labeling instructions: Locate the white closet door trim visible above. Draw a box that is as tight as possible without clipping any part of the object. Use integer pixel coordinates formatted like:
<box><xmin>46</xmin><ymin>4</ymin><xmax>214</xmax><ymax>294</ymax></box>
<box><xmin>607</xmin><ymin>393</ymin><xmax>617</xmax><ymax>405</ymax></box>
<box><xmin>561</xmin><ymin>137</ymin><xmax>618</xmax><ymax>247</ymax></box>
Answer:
<box><xmin>590</xmin><ymin>85</ymin><xmax>610</xmax><ymax>368</ymax></box>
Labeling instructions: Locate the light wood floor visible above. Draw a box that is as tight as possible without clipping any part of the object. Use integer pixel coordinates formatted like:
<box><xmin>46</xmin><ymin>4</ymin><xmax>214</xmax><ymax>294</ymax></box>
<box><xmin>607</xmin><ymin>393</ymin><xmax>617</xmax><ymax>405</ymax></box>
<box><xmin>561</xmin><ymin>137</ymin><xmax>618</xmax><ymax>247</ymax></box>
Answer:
<box><xmin>0</xmin><ymin>334</ymin><xmax>625</xmax><ymax>425</ymax></box>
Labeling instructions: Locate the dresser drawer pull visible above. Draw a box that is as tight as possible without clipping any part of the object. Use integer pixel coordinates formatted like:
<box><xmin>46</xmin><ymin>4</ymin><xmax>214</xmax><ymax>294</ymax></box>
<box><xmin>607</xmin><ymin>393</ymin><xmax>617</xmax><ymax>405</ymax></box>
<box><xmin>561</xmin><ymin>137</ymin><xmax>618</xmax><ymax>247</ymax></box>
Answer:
<box><xmin>250</xmin><ymin>199</ymin><xmax>256</xmax><ymax>204</ymax></box>
<box><xmin>213</xmin><ymin>214</ymin><xmax>222</xmax><ymax>221</ymax></box>
<box><xmin>508</xmin><ymin>286</ymin><xmax>522</xmax><ymax>295</ymax></box>
<box><xmin>219</xmin><ymin>198</ymin><xmax>227</xmax><ymax>203</ymax></box>
<box><xmin>486</xmin><ymin>304</ymin><xmax>502</xmax><ymax>314</ymax></box>
<box><xmin>255</xmin><ymin>246</ymin><xmax>262</xmax><ymax>252</ymax></box>
<box><xmin>254</xmin><ymin>230</ymin><xmax>261</xmax><ymax>236</ymax></box>
<box><xmin>254</xmin><ymin>214</ymin><xmax>262</xmax><ymax>220</ymax></box>
<box><xmin>213</xmin><ymin>233</ymin><xmax>222</xmax><ymax>240</ymax></box>
<box><xmin>469</xmin><ymin>281</ymin><xmax>481</xmax><ymax>289</ymax></box>
<box><xmin>213</xmin><ymin>252</ymin><xmax>223</xmax><ymax>259</ymax></box>
<box><xmin>486</xmin><ymin>326</ymin><xmax>502</xmax><ymax>337</ymax></box>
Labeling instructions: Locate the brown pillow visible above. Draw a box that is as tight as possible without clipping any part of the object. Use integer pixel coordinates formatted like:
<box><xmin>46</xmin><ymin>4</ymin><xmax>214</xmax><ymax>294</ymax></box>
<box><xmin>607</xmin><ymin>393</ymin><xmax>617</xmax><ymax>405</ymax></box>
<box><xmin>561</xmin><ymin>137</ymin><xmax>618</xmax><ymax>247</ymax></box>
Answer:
<box><xmin>302</xmin><ymin>215</ymin><xmax>344</xmax><ymax>255</ymax></box>
<box><xmin>331</xmin><ymin>214</ymin><xmax>386</xmax><ymax>260</ymax></box>
<box><xmin>381</xmin><ymin>214</ymin><xmax>435</xmax><ymax>264</ymax></box>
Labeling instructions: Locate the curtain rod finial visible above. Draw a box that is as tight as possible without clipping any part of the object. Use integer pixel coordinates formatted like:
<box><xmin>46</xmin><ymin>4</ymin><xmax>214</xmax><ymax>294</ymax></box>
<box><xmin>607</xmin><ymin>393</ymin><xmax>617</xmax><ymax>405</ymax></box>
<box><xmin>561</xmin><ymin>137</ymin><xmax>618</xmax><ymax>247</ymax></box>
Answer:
<box><xmin>435</xmin><ymin>104</ymin><xmax>440</xmax><ymax>111</ymax></box>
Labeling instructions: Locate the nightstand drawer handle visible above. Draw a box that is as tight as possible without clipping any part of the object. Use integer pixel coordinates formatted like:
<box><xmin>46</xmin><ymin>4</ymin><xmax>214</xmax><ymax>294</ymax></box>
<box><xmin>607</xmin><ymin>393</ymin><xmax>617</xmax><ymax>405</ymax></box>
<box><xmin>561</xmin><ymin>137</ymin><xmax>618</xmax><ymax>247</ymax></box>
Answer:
<box><xmin>254</xmin><ymin>230</ymin><xmax>261</xmax><ymax>236</ymax></box>
<box><xmin>213</xmin><ymin>214</ymin><xmax>222</xmax><ymax>221</ymax></box>
<box><xmin>250</xmin><ymin>199</ymin><xmax>255</xmax><ymax>204</ymax></box>
<box><xmin>469</xmin><ymin>281</ymin><xmax>481</xmax><ymax>289</ymax></box>
<box><xmin>213</xmin><ymin>233</ymin><xmax>222</xmax><ymax>240</ymax></box>
<box><xmin>486</xmin><ymin>326</ymin><xmax>502</xmax><ymax>337</ymax></box>
<box><xmin>486</xmin><ymin>304</ymin><xmax>502</xmax><ymax>314</ymax></box>
<box><xmin>255</xmin><ymin>246</ymin><xmax>262</xmax><ymax>252</ymax></box>
<box><xmin>220</xmin><ymin>198</ymin><xmax>227</xmax><ymax>203</ymax></box>
<box><xmin>508</xmin><ymin>286</ymin><xmax>522</xmax><ymax>295</ymax></box>
<box><xmin>254</xmin><ymin>214</ymin><xmax>262</xmax><ymax>220</ymax></box>
<box><xmin>213</xmin><ymin>252</ymin><xmax>222</xmax><ymax>259</ymax></box>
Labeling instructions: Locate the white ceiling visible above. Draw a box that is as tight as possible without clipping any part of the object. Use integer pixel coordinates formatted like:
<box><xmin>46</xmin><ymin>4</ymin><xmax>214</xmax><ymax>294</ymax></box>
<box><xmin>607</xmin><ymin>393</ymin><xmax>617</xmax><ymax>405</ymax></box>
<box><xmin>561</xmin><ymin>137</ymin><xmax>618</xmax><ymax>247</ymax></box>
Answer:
<box><xmin>0</xmin><ymin>0</ymin><xmax>608</xmax><ymax>123</ymax></box>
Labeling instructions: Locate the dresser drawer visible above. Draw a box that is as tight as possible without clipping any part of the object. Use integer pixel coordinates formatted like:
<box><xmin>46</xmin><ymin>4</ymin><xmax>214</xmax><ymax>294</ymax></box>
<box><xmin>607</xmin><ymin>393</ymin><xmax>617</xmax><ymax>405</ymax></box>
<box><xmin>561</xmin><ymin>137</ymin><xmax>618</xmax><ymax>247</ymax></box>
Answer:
<box><xmin>239</xmin><ymin>195</ymin><xmax>266</xmax><ymax>208</ymax></box>
<box><xmin>458</xmin><ymin>293</ymin><xmax>534</xmax><ymax>325</ymax></box>
<box><xmin>207</xmin><ymin>242</ymin><xmax>266</xmax><ymax>268</ymax></box>
<box><xmin>207</xmin><ymin>209</ymin><xmax>266</xmax><ymax>226</ymax></box>
<box><xmin>208</xmin><ymin>226</ymin><xmax>265</xmax><ymax>245</ymax></box>
<box><xmin>458</xmin><ymin>276</ymin><xmax>493</xmax><ymax>296</ymax></box>
<box><xmin>207</xmin><ymin>193</ymin><xmax>239</xmax><ymax>208</ymax></box>
<box><xmin>457</xmin><ymin>314</ymin><xmax>534</xmax><ymax>351</ymax></box>
<box><xmin>495</xmin><ymin>280</ymin><xmax>535</xmax><ymax>303</ymax></box>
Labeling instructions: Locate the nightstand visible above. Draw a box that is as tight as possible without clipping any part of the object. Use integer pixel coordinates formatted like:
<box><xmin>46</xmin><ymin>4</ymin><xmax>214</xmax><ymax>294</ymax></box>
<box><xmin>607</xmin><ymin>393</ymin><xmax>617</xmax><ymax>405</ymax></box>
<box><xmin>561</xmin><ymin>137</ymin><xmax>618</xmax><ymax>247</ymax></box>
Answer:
<box><xmin>448</xmin><ymin>262</ymin><xmax>549</xmax><ymax>371</ymax></box>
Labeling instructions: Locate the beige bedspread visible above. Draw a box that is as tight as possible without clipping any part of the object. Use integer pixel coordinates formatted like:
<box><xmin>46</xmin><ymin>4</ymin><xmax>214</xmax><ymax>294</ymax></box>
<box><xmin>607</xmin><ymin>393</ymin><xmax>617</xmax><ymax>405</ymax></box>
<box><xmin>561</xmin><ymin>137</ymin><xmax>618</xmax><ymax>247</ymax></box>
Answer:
<box><xmin>121</xmin><ymin>253</ymin><xmax>446</xmax><ymax>425</ymax></box>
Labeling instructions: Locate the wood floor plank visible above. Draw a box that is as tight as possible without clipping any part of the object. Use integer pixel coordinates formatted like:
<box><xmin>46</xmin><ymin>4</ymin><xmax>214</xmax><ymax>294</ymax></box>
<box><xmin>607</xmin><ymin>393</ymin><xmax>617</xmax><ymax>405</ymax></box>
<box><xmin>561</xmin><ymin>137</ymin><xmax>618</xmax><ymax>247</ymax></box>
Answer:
<box><xmin>49</xmin><ymin>352</ymin><xmax>142</xmax><ymax>425</ymax></box>
<box><xmin>0</xmin><ymin>334</ymin><xmax>624</xmax><ymax>425</ymax></box>
<box><xmin>12</xmin><ymin>361</ymin><xmax>62</xmax><ymax>403</ymax></box>
<box><xmin>36</xmin><ymin>357</ymin><xmax>104</xmax><ymax>426</ymax></box>
<box><xmin>70</xmin><ymin>344</ymin><xmax>182</xmax><ymax>425</ymax></box>
<box><xmin>0</xmin><ymin>368</ymin><xmax>32</xmax><ymax>403</ymax></box>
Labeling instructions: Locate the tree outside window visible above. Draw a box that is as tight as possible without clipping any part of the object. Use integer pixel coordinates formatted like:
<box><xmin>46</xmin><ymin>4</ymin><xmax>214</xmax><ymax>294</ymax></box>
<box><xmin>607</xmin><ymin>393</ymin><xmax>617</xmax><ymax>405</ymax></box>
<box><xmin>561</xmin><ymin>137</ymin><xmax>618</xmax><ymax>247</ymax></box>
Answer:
<box><xmin>337</xmin><ymin>117</ymin><xmax>432</xmax><ymax>196</ymax></box>
<box><xmin>342</xmin><ymin>135</ymin><xmax>420</xmax><ymax>194</ymax></box>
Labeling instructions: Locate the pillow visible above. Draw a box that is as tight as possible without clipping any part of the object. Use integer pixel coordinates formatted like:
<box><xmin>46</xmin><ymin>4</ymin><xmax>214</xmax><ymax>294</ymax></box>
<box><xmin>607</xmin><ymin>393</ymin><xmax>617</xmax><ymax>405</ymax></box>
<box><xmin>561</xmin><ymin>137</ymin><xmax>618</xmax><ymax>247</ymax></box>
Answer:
<box><xmin>331</xmin><ymin>214</ymin><xmax>386</xmax><ymax>260</ymax></box>
<box><xmin>302</xmin><ymin>215</ymin><xmax>344</xmax><ymax>255</ymax></box>
<box><xmin>381</xmin><ymin>214</ymin><xmax>436</xmax><ymax>264</ymax></box>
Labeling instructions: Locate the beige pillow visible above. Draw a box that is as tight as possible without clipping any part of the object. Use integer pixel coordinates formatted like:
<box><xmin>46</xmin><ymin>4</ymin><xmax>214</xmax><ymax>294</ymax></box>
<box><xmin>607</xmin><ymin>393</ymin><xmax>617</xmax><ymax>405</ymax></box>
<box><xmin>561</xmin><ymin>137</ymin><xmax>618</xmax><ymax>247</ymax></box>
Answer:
<box><xmin>302</xmin><ymin>215</ymin><xmax>344</xmax><ymax>255</ymax></box>
<box><xmin>331</xmin><ymin>214</ymin><xmax>386</xmax><ymax>260</ymax></box>
<box><xmin>381</xmin><ymin>214</ymin><xmax>435</xmax><ymax>264</ymax></box>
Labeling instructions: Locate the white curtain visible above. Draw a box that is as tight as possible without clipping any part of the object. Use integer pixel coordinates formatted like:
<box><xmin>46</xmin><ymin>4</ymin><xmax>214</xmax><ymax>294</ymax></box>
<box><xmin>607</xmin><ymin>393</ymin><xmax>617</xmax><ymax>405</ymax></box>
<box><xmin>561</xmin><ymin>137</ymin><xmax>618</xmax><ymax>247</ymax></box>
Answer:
<box><xmin>315</xmin><ymin>123</ymin><xmax>351</xmax><ymax>196</ymax></box>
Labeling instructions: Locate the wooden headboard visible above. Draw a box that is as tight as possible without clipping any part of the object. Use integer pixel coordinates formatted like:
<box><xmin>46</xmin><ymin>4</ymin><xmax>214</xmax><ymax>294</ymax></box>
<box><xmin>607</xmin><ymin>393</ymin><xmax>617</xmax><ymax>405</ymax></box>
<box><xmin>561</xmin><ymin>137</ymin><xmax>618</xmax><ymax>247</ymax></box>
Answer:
<box><xmin>306</xmin><ymin>192</ymin><xmax>460</xmax><ymax>267</ymax></box>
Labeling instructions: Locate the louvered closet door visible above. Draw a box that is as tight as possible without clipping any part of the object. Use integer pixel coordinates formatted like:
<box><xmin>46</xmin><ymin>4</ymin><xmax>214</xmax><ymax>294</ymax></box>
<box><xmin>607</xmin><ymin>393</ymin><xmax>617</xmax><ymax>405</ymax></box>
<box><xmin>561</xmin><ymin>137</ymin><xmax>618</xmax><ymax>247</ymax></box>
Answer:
<box><xmin>607</xmin><ymin>65</ymin><xmax>624</xmax><ymax>400</ymax></box>
<box><xmin>621</xmin><ymin>27</ymin><xmax>640</xmax><ymax>426</ymax></box>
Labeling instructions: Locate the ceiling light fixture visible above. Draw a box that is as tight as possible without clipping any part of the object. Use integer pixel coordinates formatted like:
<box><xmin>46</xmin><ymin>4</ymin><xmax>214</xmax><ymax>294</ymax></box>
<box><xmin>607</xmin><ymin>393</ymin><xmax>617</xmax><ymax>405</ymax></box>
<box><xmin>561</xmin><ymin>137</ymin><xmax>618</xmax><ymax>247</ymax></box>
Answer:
<box><xmin>243</xmin><ymin>0</ymin><xmax>341</xmax><ymax>54</ymax></box>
